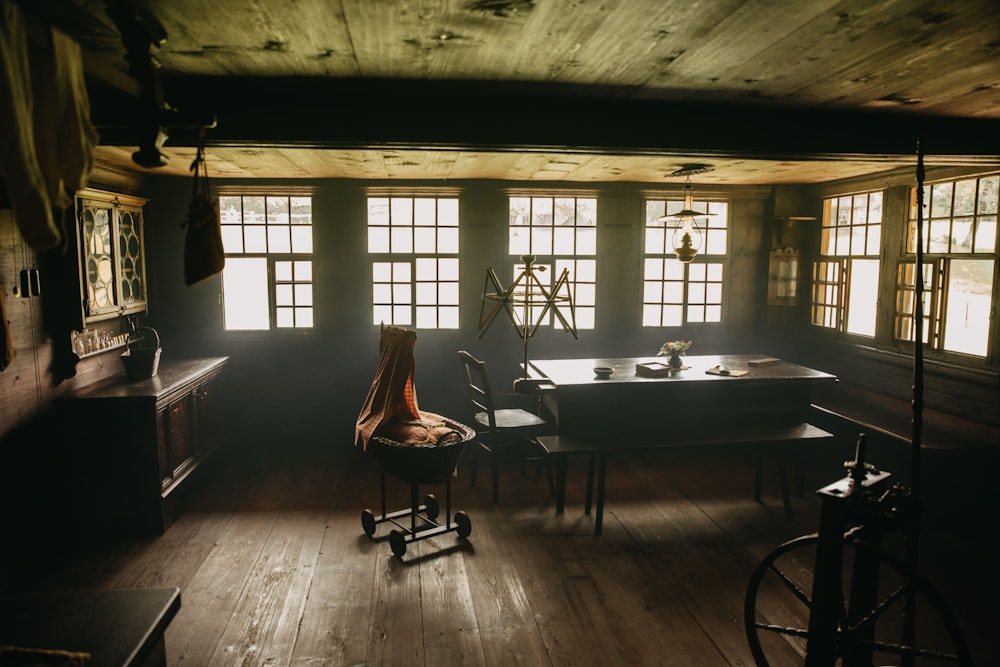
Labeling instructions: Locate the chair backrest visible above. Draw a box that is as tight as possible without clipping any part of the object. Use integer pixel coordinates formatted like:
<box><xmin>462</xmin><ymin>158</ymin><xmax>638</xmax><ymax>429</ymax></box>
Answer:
<box><xmin>457</xmin><ymin>350</ymin><xmax>498</xmax><ymax>431</ymax></box>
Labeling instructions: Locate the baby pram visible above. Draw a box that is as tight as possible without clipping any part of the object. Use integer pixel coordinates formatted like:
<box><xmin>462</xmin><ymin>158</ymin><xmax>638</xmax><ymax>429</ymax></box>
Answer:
<box><xmin>355</xmin><ymin>325</ymin><xmax>475</xmax><ymax>558</ymax></box>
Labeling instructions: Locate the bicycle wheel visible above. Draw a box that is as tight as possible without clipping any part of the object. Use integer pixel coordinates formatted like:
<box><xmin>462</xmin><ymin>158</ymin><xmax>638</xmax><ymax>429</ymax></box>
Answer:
<box><xmin>745</xmin><ymin>533</ymin><xmax>972</xmax><ymax>666</ymax></box>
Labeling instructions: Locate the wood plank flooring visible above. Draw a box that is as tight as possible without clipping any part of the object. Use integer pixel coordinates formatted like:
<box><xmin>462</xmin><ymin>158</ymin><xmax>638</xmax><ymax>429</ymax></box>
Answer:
<box><xmin>14</xmin><ymin>444</ymin><xmax>997</xmax><ymax>666</ymax></box>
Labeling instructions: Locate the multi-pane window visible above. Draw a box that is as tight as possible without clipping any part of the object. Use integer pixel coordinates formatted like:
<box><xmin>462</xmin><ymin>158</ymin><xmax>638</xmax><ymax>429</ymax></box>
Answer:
<box><xmin>811</xmin><ymin>192</ymin><xmax>883</xmax><ymax>336</ymax></box>
<box><xmin>894</xmin><ymin>174</ymin><xmax>997</xmax><ymax>356</ymax></box>
<box><xmin>219</xmin><ymin>195</ymin><xmax>314</xmax><ymax>331</ymax></box>
<box><xmin>642</xmin><ymin>198</ymin><xmax>728</xmax><ymax>326</ymax></box>
<box><xmin>508</xmin><ymin>196</ymin><xmax>597</xmax><ymax>329</ymax></box>
<box><xmin>368</xmin><ymin>196</ymin><xmax>459</xmax><ymax>329</ymax></box>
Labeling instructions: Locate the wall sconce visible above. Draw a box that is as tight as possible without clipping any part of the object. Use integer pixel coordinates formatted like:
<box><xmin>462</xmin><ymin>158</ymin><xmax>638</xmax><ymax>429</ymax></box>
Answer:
<box><xmin>659</xmin><ymin>175</ymin><xmax>710</xmax><ymax>263</ymax></box>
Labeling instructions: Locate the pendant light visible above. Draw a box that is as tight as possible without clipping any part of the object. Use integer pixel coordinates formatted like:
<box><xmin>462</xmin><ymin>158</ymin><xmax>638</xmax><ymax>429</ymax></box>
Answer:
<box><xmin>658</xmin><ymin>175</ymin><xmax>711</xmax><ymax>263</ymax></box>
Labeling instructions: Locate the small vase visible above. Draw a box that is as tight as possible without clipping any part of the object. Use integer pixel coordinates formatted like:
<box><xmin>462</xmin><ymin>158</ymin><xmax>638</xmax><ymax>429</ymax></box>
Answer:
<box><xmin>668</xmin><ymin>352</ymin><xmax>683</xmax><ymax>369</ymax></box>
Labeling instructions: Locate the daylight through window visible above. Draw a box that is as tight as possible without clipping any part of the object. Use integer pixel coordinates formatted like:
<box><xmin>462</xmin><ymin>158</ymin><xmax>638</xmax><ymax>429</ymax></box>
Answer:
<box><xmin>894</xmin><ymin>174</ymin><xmax>997</xmax><ymax>356</ymax></box>
<box><xmin>368</xmin><ymin>196</ymin><xmax>460</xmax><ymax>329</ymax></box>
<box><xmin>508</xmin><ymin>196</ymin><xmax>597</xmax><ymax>329</ymax></box>
<box><xmin>811</xmin><ymin>191</ymin><xmax>883</xmax><ymax>337</ymax></box>
<box><xmin>219</xmin><ymin>195</ymin><xmax>314</xmax><ymax>331</ymax></box>
<box><xmin>643</xmin><ymin>198</ymin><xmax>728</xmax><ymax>326</ymax></box>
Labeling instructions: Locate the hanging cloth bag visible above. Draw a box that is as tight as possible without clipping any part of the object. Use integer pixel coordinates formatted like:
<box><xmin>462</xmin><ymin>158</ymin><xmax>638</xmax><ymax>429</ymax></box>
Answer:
<box><xmin>182</xmin><ymin>132</ymin><xmax>225</xmax><ymax>285</ymax></box>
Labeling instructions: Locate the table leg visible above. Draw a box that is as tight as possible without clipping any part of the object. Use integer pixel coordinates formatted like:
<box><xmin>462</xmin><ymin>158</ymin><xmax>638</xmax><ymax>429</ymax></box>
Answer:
<box><xmin>584</xmin><ymin>454</ymin><xmax>596</xmax><ymax>515</ymax></box>
<box><xmin>594</xmin><ymin>454</ymin><xmax>607</xmax><ymax>537</ymax></box>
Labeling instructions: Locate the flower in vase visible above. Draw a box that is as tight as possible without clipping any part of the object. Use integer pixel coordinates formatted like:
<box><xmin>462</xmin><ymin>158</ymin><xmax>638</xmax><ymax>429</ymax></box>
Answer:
<box><xmin>658</xmin><ymin>340</ymin><xmax>692</xmax><ymax>357</ymax></box>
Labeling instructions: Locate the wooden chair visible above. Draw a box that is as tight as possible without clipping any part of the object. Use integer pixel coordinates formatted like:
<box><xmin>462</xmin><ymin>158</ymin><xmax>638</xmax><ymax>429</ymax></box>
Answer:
<box><xmin>457</xmin><ymin>350</ymin><xmax>554</xmax><ymax>503</ymax></box>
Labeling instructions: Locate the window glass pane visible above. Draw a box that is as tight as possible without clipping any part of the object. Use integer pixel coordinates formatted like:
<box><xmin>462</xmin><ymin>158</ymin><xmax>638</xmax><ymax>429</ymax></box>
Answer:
<box><xmin>244</xmin><ymin>226</ymin><xmax>267</xmax><ymax>252</ymax></box>
<box><xmin>439</xmin><ymin>198</ymin><xmax>459</xmax><ymax>226</ymax></box>
<box><xmin>846</xmin><ymin>259</ymin><xmax>878</xmax><ymax>337</ymax></box>
<box><xmin>952</xmin><ymin>218</ymin><xmax>974</xmax><ymax>253</ymax></box>
<box><xmin>294</xmin><ymin>261</ymin><xmax>312</xmax><ymax>281</ymax></box>
<box><xmin>439</xmin><ymin>258</ymin><xmax>459</xmax><ymax>281</ymax></box>
<box><xmin>221</xmin><ymin>195</ymin><xmax>313</xmax><ymax>332</ymax></box>
<box><xmin>974</xmin><ymin>216</ymin><xmax>997</xmax><ymax>253</ymax></box>
<box><xmin>291</xmin><ymin>226</ymin><xmax>313</xmax><ymax>253</ymax></box>
<box><xmin>953</xmin><ymin>180</ymin><xmax>976</xmax><ymax>216</ymax></box>
<box><xmin>221</xmin><ymin>225</ymin><xmax>244</xmax><ymax>253</ymax></box>
<box><xmin>930</xmin><ymin>183</ymin><xmax>953</xmax><ymax>218</ymax></box>
<box><xmin>928</xmin><ymin>219</ymin><xmax>950</xmax><ymax>253</ymax></box>
<box><xmin>414</xmin><ymin>198</ymin><xmax>436</xmax><ymax>226</ymax></box>
<box><xmin>662</xmin><ymin>305</ymin><xmax>683</xmax><ymax>326</ymax></box>
<box><xmin>978</xmin><ymin>176</ymin><xmax>998</xmax><ymax>214</ymax></box>
<box><xmin>369</xmin><ymin>227</ymin><xmax>390</xmax><ymax>253</ymax></box>
<box><xmin>369</xmin><ymin>198</ymin><xmax>389</xmax><ymax>225</ymax></box>
<box><xmin>243</xmin><ymin>196</ymin><xmax>265</xmax><ymax>225</ymax></box>
<box><xmin>267</xmin><ymin>196</ymin><xmax>289</xmax><ymax>224</ymax></box>
<box><xmin>222</xmin><ymin>258</ymin><xmax>269</xmax><ymax>330</ymax></box>
<box><xmin>295</xmin><ymin>284</ymin><xmax>313</xmax><ymax>306</ymax></box>
<box><xmin>943</xmin><ymin>259</ymin><xmax>993</xmax><ymax>356</ymax></box>
<box><xmin>275</xmin><ymin>284</ymin><xmax>293</xmax><ymax>306</ymax></box>
<box><xmin>553</xmin><ymin>227</ymin><xmax>575</xmax><ymax>254</ymax></box>
<box><xmin>438</xmin><ymin>227</ymin><xmax>459</xmax><ymax>254</ymax></box>
<box><xmin>275</xmin><ymin>261</ymin><xmax>292</xmax><ymax>281</ymax></box>
<box><xmin>414</xmin><ymin>227</ymin><xmax>436</xmax><ymax>253</ymax></box>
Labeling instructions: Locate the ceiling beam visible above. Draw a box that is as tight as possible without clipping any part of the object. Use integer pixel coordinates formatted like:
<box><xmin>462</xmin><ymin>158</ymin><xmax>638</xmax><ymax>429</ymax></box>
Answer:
<box><xmin>90</xmin><ymin>77</ymin><xmax>1000</xmax><ymax>164</ymax></box>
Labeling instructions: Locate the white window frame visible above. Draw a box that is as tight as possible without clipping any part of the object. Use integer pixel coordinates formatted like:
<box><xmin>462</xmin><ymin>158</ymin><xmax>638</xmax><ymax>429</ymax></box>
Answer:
<box><xmin>219</xmin><ymin>194</ymin><xmax>315</xmax><ymax>332</ymax></box>
<box><xmin>642</xmin><ymin>197</ymin><xmax>729</xmax><ymax>327</ymax></box>
<box><xmin>367</xmin><ymin>195</ymin><xmax>460</xmax><ymax>329</ymax></box>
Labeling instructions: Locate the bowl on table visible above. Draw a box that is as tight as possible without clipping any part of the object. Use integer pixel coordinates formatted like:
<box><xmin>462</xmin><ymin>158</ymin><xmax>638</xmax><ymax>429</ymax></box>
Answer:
<box><xmin>593</xmin><ymin>366</ymin><xmax>613</xmax><ymax>379</ymax></box>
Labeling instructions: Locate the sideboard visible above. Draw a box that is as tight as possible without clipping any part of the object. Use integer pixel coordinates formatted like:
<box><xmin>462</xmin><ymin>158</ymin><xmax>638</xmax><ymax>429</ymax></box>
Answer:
<box><xmin>54</xmin><ymin>356</ymin><xmax>229</xmax><ymax>536</ymax></box>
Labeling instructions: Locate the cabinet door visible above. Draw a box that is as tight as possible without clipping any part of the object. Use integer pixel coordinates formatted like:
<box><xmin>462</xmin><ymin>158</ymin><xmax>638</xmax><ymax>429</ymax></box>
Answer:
<box><xmin>79</xmin><ymin>199</ymin><xmax>120</xmax><ymax>320</ymax></box>
<box><xmin>76</xmin><ymin>190</ymin><xmax>148</xmax><ymax>323</ymax></box>
<box><xmin>192</xmin><ymin>378</ymin><xmax>220</xmax><ymax>458</ymax></box>
<box><xmin>166</xmin><ymin>396</ymin><xmax>193</xmax><ymax>476</ymax></box>
<box><xmin>157</xmin><ymin>407</ymin><xmax>170</xmax><ymax>487</ymax></box>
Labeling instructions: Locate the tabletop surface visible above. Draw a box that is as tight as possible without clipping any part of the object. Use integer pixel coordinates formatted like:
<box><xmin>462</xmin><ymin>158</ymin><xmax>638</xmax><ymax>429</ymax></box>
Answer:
<box><xmin>529</xmin><ymin>354</ymin><xmax>837</xmax><ymax>388</ymax></box>
<box><xmin>0</xmin><ymin>587</ymin><xmax>180</xmax><ymax>667</ymax></box>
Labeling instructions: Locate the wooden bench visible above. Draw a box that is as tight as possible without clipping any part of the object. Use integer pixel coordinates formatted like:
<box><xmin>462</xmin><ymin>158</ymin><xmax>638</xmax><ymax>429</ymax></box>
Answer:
<box><xmin>538</xmin><ymin>421</ymin><xmax>835</xmax><ymax>536</ymax></box>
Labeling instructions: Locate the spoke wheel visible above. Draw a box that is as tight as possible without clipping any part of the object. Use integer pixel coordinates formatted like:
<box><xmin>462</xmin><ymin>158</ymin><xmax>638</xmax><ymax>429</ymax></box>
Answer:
<box><xmin>745</xmin><ymin>533</ymin><xmax>971</xmax><ymax>666</ymax></box>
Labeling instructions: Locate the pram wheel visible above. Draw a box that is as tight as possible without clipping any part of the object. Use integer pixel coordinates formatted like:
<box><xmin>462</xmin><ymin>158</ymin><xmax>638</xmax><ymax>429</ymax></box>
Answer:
<box><xmin>423</xmin><ymin>494</ymin><xmax>439</xmax><ymax>520</ymax></box>
<box><xmin>455</xmin><ymin>511</ymin><xmax>472</xmax><ymax>538</ymax></box>
<box><xmin>389</xmin><ymin>529</ymin><xmax>407</xmax><ymax>558</ymax></box>
<box><xmin>361</xmin><ymin>509</ymin><xmax>377</xmax><ymax>537</ymax></box>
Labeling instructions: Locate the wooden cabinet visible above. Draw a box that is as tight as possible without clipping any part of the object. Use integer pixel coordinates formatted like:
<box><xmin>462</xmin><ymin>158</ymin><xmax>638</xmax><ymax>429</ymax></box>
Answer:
<box><xmin>54</xmin><ymin>357</ymin><xmax>228</xmax><ymax>536</ymax></box>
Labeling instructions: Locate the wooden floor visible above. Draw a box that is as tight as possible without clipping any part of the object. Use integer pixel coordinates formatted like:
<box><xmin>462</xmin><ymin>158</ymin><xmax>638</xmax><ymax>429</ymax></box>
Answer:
<box><xmin>16</xmin><ymin>443</ymin><xmax>997</xmax><ymax>666</ymax></box>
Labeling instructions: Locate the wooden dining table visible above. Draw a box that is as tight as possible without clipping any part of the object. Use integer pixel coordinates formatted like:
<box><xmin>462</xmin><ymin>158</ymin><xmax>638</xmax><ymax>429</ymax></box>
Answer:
<box><xmin>529</xmin><ymin>354</ymin><xmax>837</xmax><ymax>441</ymax></box>
<box><xmin>527</xmin><ymin>354</ymin><xmax>839</xmax><ymax>533</ymax></box>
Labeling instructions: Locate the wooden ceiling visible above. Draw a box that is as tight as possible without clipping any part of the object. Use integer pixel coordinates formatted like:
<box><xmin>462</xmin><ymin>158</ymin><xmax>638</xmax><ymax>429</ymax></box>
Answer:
<box><xmin>22</xmin><ymin>0</ymin><xmax>1000</xmax><ymax>184</ymax></box>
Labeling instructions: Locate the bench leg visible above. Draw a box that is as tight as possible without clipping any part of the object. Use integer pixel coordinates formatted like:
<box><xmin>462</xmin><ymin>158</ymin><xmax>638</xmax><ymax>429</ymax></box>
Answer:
<box><xmin>584</xmin><ymin>454</ymin><xmax>596</xmax><ymax>515</ymax></box>
<box><xmin>553</xmin><ymin>454</ymin><xmax>568</xmax><ymax>514</ymax></box>
<box><xmin>777</xmin><ymin>451</ymin><xmax>793</xmax><ymax>521</ymax></box>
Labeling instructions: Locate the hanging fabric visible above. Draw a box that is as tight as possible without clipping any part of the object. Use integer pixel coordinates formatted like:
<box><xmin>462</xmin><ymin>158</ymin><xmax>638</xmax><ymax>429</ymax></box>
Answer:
<box><xmin>355</xmin><ymin>325</ymin><xmax>423</xmax><ymax>450</ymax></box>
<box><xmin>181</xmin><ymin>128</ymin><xmax>225</xmax><ymax>285</ymax></box>
<box><xmin>0</xmin><ymin>0</ymin><xmax>97</xmax><ymax>250</ymax></box>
